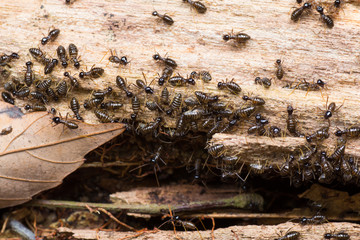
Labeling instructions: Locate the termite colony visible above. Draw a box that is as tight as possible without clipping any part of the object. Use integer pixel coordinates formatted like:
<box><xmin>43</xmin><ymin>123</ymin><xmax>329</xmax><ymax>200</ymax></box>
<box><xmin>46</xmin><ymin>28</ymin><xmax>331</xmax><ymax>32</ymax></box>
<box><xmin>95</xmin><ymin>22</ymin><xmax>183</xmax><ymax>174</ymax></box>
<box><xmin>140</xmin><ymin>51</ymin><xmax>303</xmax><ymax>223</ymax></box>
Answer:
<box><xmin>0</xmin><ymin>0</ymin><xmax>358</xmax><ymax>235</ymax></box>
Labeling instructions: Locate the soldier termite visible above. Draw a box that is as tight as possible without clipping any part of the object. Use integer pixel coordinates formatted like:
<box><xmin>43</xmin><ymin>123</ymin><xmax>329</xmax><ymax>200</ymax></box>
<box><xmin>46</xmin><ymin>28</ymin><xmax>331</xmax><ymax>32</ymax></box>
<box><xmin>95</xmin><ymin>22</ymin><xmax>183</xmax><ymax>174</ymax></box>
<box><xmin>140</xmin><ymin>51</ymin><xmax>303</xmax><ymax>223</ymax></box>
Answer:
<box><xmin>24</xmin><ymin>104</ymin><xmax>47</xmax><ymax>112</ymax></box>
<box><xmin>306</xmin><ymin>126</ymin><xmax>329</xmax><ymax>142</ymax></box>
<box><xmin>68</xmin><ymin>43</ymin><xmax>81</xmax><ymax>68</ymax></box>
<box><xmin>291</xmin><ymin>2</ymin><xmax>312</xmax><ymax>22</ymax></box>
<box><xmin>190</xmin><ymin>70</ymin><xmax>212</xmax><ymax>82</ymax></box>
<box><xmin>94</xmin><ymin>109</ymin><xmax>117</xmax><ymax>123</ymax></box>
<box><xmin>2</xmin><ymin>92</ymin><xmax>15</xmax><ymax>105</ymax></box>
<box><xmin>108</xmin><ymin>49</ymin><xmax>129</xmax><ymax>66</ymax></box>
<box><xmin>116</xmin><ymin>76</ymin><xmax>133</xmax><ymax>97</ymax></box>
<box><xmin>158</xmin><ymin>67</ymin><xmax>173</xmax><ymax>86</ymax></box>
<box><xmin>275</xmin><ymin>59</ymin><xmax>284</xmax><ymax>80</ymax></box>
<box><xmin>242</xmin><ymin>95</ymin><xmax>265</xmax><ymax>106</ymax></box>
<box><xmin>217</xmin><ymin>79</ymin><xmax>241</xmax><ymax>94</ymax></box>
<box><xmin>153</xmin><ymin>53</ymin><xmax>177</xmax><ymax>69</ymax></box>
<box><xmin>64</xmin><ymin>72</ymin><xmax>79</xmax><ymax>88</ymax></box>
<box><xmin>135</xmin><ymin>73</ymin><xmax>154</xmax><ymax>94</ymax></box>
<box><xmin>41</xmin><ymin>29</ymin><xmax>60</xmax><ymax>45</ymax></box>
<box><xmin>316</xmin><ymin>6</ymin><xmax>334</xmax><ymax>28</ymax></box>
<box><xmin>24</xmin><ymin>61</ymin><xmax>34</xmax><ymax>87</ymax></box>
<box><xmin>223</xmin><ymin>31</ymin><xmax>251</xmax><ymax>44</ymax></box>
<box><xmin>182</xmin><ymin>0</ymin><xmax>207</xmax><ymax>13</ymax></box>
<box><xmin>100</xmin><ymin>101</ymin><xmax>123</xmax><ymax>110</ymax></box>
<box><xmin>152</xmin><ymin>11</ymin><xmax>174</xmax><ymax>25</ymax></box>
<box><xmin>255</xmin><ymin>77</ymin><xmax>271</xmax><ymax>88</ymax></box>
<box><xmin>79</xmin><ymin>66</ymin><xmax>104</xmax><ymax>79</ymax></box>
<box><xmin>52</xmin><ymin>116</ymin><xmax>78</xmax><ymax>129</ymax></box>
<box><xmin>57</xmin><ymin>45</ymin><xmax>68</xmax><ymax>68</ymax></box>
<box><xmin>70</xmin><ymin>97</ymin><xmax>83</xmax><ymax>120</ymax></box>
<box><xmin>44</xmin><ymin>59</ymin><xmax>58</xmax><ymax>74</ymax></box>
<box><xmin>0</xmin><ymin>126</ymin><xmax>12</xmax><ymax>135</ymax></box>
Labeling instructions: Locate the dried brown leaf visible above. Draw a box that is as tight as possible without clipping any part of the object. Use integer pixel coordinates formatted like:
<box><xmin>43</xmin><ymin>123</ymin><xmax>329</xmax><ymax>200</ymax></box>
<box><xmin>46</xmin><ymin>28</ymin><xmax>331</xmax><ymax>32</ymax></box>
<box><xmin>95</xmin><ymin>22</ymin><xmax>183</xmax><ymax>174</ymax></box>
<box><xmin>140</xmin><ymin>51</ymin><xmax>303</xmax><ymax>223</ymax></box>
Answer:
<box><xmin>0</xmin><ymin>102</ymin><xmax>125</xmax><ymax>209</ymax></box>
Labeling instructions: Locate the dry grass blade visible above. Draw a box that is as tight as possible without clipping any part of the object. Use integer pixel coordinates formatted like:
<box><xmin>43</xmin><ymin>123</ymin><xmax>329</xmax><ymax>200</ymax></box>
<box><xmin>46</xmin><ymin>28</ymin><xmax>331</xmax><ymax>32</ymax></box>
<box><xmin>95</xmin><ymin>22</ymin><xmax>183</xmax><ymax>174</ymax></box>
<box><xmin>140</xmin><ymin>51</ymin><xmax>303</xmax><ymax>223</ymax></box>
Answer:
<box><xmin>0</xmin><ymin>102</ymin><xmax>125</xmax><ymax>209</ymax></box>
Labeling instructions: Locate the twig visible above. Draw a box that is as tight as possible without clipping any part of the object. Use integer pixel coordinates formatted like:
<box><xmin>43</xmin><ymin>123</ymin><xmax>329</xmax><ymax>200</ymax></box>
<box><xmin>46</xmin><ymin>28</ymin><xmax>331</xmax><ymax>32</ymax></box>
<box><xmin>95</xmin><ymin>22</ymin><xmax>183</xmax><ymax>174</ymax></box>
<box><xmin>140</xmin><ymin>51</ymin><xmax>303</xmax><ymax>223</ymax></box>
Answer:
<box><xmin>97</xmin><ymin>208</ymin><xmax>136</xmax><ymax>232</ymax></box>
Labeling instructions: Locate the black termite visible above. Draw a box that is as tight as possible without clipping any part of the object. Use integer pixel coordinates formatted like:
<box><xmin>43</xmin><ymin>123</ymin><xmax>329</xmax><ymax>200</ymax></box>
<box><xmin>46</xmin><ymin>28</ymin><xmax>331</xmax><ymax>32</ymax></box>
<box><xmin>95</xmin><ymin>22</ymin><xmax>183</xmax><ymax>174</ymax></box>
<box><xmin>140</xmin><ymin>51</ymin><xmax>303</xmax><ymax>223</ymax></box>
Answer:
<box><xmin>328</xmin><ymin>139</ymin><xmax>346</xmax><ymax>161</ymax></box>
<box><xmin>153</xmin><ymin>53</ymin><xmax>177</xmax><ymax>69</ymax></box>
<box><xmin>93</xmin><ymin>87</ymin><xmax>113</xmax><ymax>99</ymax></box>
<box><xmin>52</xmin><ymin>117</ymin><xmax>78</xmax><ymax>129</ymax></box>
<box><xmin>116</xmin><ymin>76</ymin><xmax>133</xmax><ymax>97</ymax></box>
<box><xmin>64</xmin><ymin>72</ymin><xmax>79</xmax><ymax>88</ymax></box>
<box><xmin>217</xmin><ymin>79</ymin><xmax>241</xmax><ymax>94</ymax></box>
<box><xmin>41</xmin><ymin>29</ymin><xmax>60</xmax><ymax>45</ymax></box>
<box><xmin>12</xmin><ymin>87</ymin><xmax>30</xmax><ymax>99</ymax></box>
<box><xmin>340</xmin><ymin>156</ymin><xmax>353</xmax><ymax>182</ymax></box>
<box><xmin>68</xmin><ymin>43</ymin><xmax>81</xmax><ymax>68</ymax></box>
<box><xmin>190</xmin><ymin>71</ymin><xmax>212</xmax><ymax>82</ymax></box>
<box><xmin>324</xmin><ymin>98</ymin><xmax>343</xmax><ymax>119</ymax></box>
<box><xmin>335</xmin><ymin>126</ymin><xmax>360</xmax><ymax>138</ymax></box>
<box><xmin>0</xmin><ymin>126</ymin><xmax>12</xmax><ymax>135</ymax></box>
<box><xmin>137</xmin><ymin>117</ymin><xmax>163</xmax><ymax>135</ymax></box>
<box><xmin>146</xmin><ymin>100</ymin><xmax>164</xmax><ymax>112</ymax></box>
<box><xmin>318</xmin><ymin>151</ymin><xmax>335</xmax><ymax>184</ymax></box>
<box><xmin>278</xmin><ymin>155</ymin><xmax>295</xmax><ymax>177</ymax></box>
<box><xmin>219</xmin><ymin>119</ymin><xmax>238</xmax><ymax>134</ymax></box>
<box><xmin>207</xmin><ymin>144</ymin><xmax>225</xmax><ymax>158</ymax></box>
<box><xmin>70</xmin><ymin>97</ymin><xmax>83</xmax><ymax>120</ymax></box>
<box><xmin>275</xmin><ymin>59</ymin><xmax>284</xmax><ymax>80</ymax></box>
<box><xmin>234</xmin><ymin>106</ymin><xmax>256</xmax><ymax>120</ymax></box>
<box><xmin>275</xmin><ymin>231</ymin><xmax>300</xmax><ymax>240</ymax></box>
<box><xmin>160</xmin><ymin>87</ymin><xmax>170</xmax><ymax>105</ymax></box>
<box><xmin>36</xmin><ymin>79</ymin><xmax>52</xmax><ymax>90</ymax></box>
<box><xmin>136</xmin><ymin>73</ymin><xmax>154</xmax><ymax>94</ymax></box>
<box><xmin>56</xmin><ymin>80</ymin><xmax>68</xmax><ymax>96</ymax></box>
<box><xmin>152</xmin><ymin>11</ymin><xmax>174</xmax><ymax>25</ymax></box>
<box><xmin>57</xmin><ymin>45</ymin><xmax>68</xmax><ymax>68</ymax></box>
<box><xmin>195</xmin><ymin>91</ymin><xmax>218</xmax><ymax>104</ymax></box>
<box><xmin>29</xmin><ymin>48</ymin><xmax>51</xmax><ymax>65</ymax></box>
<box><xmin>183</xmin><ymin>0</ymin><xmax>207</xmax><ymax>13</ymax></box>
<box><xmin>4</xmin><ymin>80</ymin><xmax>18</xmax><ymax>92</ymax></box>
<box><xmin>242</xmin><ymin>95</ymin><xmax>265</xmax><ymax>106</ymax></box>
<box><xmin>108</xmin><ymin>49</ymin><xmax>129</xmax><ymax>66</ymax></box>
<box><xmin>0</xmin><ymin>52</ymin><xmax>19</xmax><ymax>66</ymax></box>
<box><xmin>24</xmin><ymin>104</ymin><xmax>47</xmax><ymax>112</ymax></box>
<box><xmin>291</xmin><ymin>2</ymin><xmax>312</xmax><ymax>22</ymax></box>
<box><xmin>31</xmin><ymin>91</ymin><xmax>48</xmax><ymax>104</ymax></box>
<box><xmin>46</xmin><ymin>88</ymin><xmax>59</xmax><ymax>102</ymax></box>
<box><xmin>306</xmin><ymin>126</ymin><xmax>329</xmax><ymax>142</ymax></box>
<box><xmin>167</xmin><ymin>93</ymin><xmax>182</xmax><ymax>115</ymax></box>
<box><xmin>131</xmin><ymin>95</ymin><xmax>141</xmax><ymax>115</ymax></box>
<box><xmin>298</xmin><ymin>145</ymin><xmax>317</xmax><ymax>166</ymax></box>
<box><xmin>324</xmin><ymin>232</ymin><xmax>350</xmax><ymax>240</ymax></box>
<box><xmin>169</xmin><ymin>75</ymin><xmax>195</xmax><ymax>86</ymax></box>
<box><xmin>255</xmin><ymin>77</ymin><xmax>271</xmax><ymax>88</ymax></box>
<box><xmin>316</xmin><ymin>6</ymin><xmax>334</xmax><ymax>28</ymax></box>
<box><xmin>24</xmin><ymin>61</ymin><xmax>34</xmax><ymax>87</ymax></box>
<box><xmin>286</xmin><ymin>105</ymin><xmax>302</xmax><ymax>137</ymax></box>
<box><xmin>79</xmin><ymin>66</ymin><xmax>104</xmax><ymax>79</ymax></box>
<box><xmin>267</xmin><ymin>126</ymin><xmax>282</xmax><ymax>137</ymax></box>
<box><xmin>184</xmin><ymin>97</ymin><xmax>200</xmax><ymax>107</ymax></box>
<box><xmin>2</xmin><ymin>92</ymin><xmax>15</xmax><ymax>105</ymax></box>
<box><xmin>84</xmin><ymin>98</ymin><xmax>103</xmax><ymax>109</ymax></box>
<box><xmin>100</xmin><ymin>101</ymin><xmax>123</xmax><ymax>110</ymax></box>
<box><xmin>223</xmin><ymin>32</ymin><xmax>251</xmax><ymax>44</ymax></box>
<box><xmin>299</xmin><ymin>214</ymin><xmax>327</xmax><ymax>225</ymax></box>
<box><xmin>44</xmin><ymin>59</ymin><xmax>58</xmax><ymax>74</ymax></box>
<box><xmin>94</xmin><ymin>109</ymin><xmax>117</xmax><ymax>123</ymax></box>
<box><xmin>183</xmin><ymin>109</ymin><xmax>205</xmax><ymax>121</ymax></box>
<box><xmin>158</xmin><ymin>67</ymin><xmax>173</xmax><ymax>86</ymax></box>
<box><xmin>248</xmin><ymin>116</ymin><xmax>267</xmax><ymax>136</ymax></box>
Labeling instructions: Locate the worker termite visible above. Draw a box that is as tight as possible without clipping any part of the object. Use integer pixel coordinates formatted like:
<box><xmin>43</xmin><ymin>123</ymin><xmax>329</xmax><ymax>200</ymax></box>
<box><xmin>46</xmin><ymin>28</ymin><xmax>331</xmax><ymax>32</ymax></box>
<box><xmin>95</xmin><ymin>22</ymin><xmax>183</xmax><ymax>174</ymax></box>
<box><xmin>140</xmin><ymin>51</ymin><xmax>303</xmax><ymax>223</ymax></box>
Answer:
<box><xmin>183</xmin><ymin>109</ymin><xmax>205</xmax><ymax>121</ymax></box>
<box><xmin>13</xmin><ymin>87</ymin><xmax>30</xmax><ymax>99</ymax></box>
<box><xmin>41</xmin><ymin>29</ymin><xmax>60</xmax><ymax>45</ymax></box>
<box><xmin>68</xmin><ymin>43</ymin><xmax>81</xmax><ymax>68</ymax></box>
<box><xmin>70</xmin><ymin>97</ymin><xmax>83</xmax><ymax>120</ymax></box>
<box><xmin>255</xmin><ymin>77</ymin><xmax>271</xmax><ymax>88</ymax></box>
<box><xmin>242</xmin><ymin>95</ymin><xmax>265</xmax><ymax>106</ymax></box>
<box><xmin>160</xmin><ymin>87</ymin><xmax>170</xmax><ymax>105</ymax></box>
<box><xmin>36</xmin><ymin>79</ymin><xmax>52</xmax><ymax>91</ymax></box>
<box><xmin>152</xmin><ymin>11</ymin><xmax>174</xmax><ymax>25</ymax></box>
<box><xmin>31</xmin><ymin>91</ymin><xmax>48</xmax><ymax>104</ymax></box>
<box><xmin>207</xmin><ymin>117</ymin><xmax>223</xmax><ymax>138</ymax></box>
<box><xmin>234</xmin><ymin>106</ymin><xmax>256</xmax><ymax>120</ymax></box>
<box><xmin>182</xmin><ymin>0</ymin><xmax>207</xmax><ymax>13</ymax></box>
<box><xmin>158</xmin><ymin>67</ymin><xmax>173</xmax><ymax>85</ymax></box>
<box><xmin>0</xmin><ymin>52</ymin><xmax>19</xmax><ymax>66</ymax></box>
<box><xmin>318</xmin><ymin>151</ymin><xmax>335</xmax><ymax>184</ymax></box>
<box><xmin>153</xmin><ymin>53</ymin><xmax>177</xmax><ymax>69</ymax></box>
<box><xmin>286</xmin><ymin>105</ymin><xmax>302</xmax><ymax>137</ymax></box>
<box><xmin>267</xmin><ymin>125</ymin><xmax>283</xmax><ymax>137</ymax></box>
<box><xmin>0</xmin><ymin>126</ymin><xmax>12</xmax><ymax>135</ymax></box>
<box><xmin>57</xmin><ymin>45</ymin><xmax>68</xmax><ymax>68</ymax></box>
<box><xmin>324</xmin><ymin>231</ymin><xmax>350</xmax><ymax>240</ymax></box>
<box><xmin>207</xmin><ymin>144</ymin><xmax>225</xmax><ymax>158</ymax></box>
<box><xmin>316</xmin><ymin>6</ymin><xmax>334</xmax><ymax>28</ymax></box>
<box><xmin>135</xmin><ymin>73</ymin><xmax>154</xmax><ymax>94</ymax></box>
<box><xmin>169</xmin><ymin>75</ymin><xmax>195</xmax><ymax>86</ymax></box>
<box><xmin>275</xmin><ymin>59</ymin><xmax>284</xmax><ymax>80</ymax></box>
<box><xmin>116</xmin><ymin>76</ymin><xmax>133</xmax><ymax>97</ymax></box>
<box><xmin>79</xmin><ymin>66</ymin><xmax>104</xmax><ymax>79</ymax></box>
<box><xmin>24</xmin><ymin>61</ymin><xmax>34</xmax><ymax>87</ymax></box>
<box><xmin>299</xmin><ymin>214</ymin><xmax>327</xmax><ymax>224</ymax></box>
<box><xmin>323</xmin><ymin>97</ymin><xmax>343</xmax><ymax>119</ymax></box>
<box><xmin>306</xmin><ymin>126</ymin><xmax>329</xmax><ymax>142</ymax></box>
<box><xmin>44</xmin><ymin>59</ymin><xmax>58</xmax><ymax>74</ymax></box>
<box><xmin>195</xmin><ymin>91</ymin><xmax>218</xmax><ymax>104</ymax></box>
<box><xmin>94</xmin><ymin>109</ymin><xmax>117</xmax><ymax>123</ymax></box>
<box><xmin>108</xmin><ymin>49</ymin><xmax>129</xmax><ymax>66</ymax></box>
<box><xmin>84</xmin><ymin>98</ymin><xmax>103</xmax><ymax>109</ymax></box>
<box><xmin>190</xmin><ymin>70</ymin><xmax>212</xmax><ymax>82</ymax></box>
<box><xmin>2</xmin><ymin>92</ymin><xmax>15</xmax><ymax>105</ymax></box>
<box><xmin>184</xmin><ymin>97</ymin><xmax>200</xmax><ymax>107</ymax></box>
<box><xmin>100</xmin><ymin>101</ymin><xmax>123</xmax><ymax>110</ymax></box>
<box><xmin>166</xmin><ymin>93</ymin><xmax>182</xmax><ymax>115</ymax></box>
<box><xmin>291</xmin><ymin>2</ymin><xmax>312</xmax><ymax>22</ymax></box>
<box><xmin>46</xmin><ymin>88</ymin><xmax>59</xmax><ymax>102</ymax></box>
<box><xmin>29</xmin><ymin>48</ymin><xmax>51</xmax><ymax>65</ymax></box>
<box><xmin>137</xmin><ymin>117</ymin><xmax>163</xmax><ymax>135</ymax></box>
<box><xmin>131</xmin><ymin>95</ymin><xmax>141</xmax><ymax>115</ymax></box>
<box><xmin>275</xmin><ymin>231</ymin><xmax>300</xmax><ymax>240</ymax></box>
<box><xmin>340</xmin><ymin>156</ymin><xmax>352</xmax><ymax>182</ymax></box>
<box><xmin>52</xmin><ymin>116</ymin><xmax>78</xmax><ymax>129</ymax></box>
<box><xmin>328</xmin><ymin>139</ymin><xmax>346</xmax><ymax>161</ymax></box>
<box><xmin>92</xmin><ymin>87</ymin><xmax>113</xmax><ymax>99</ymax></box>
<box><xmin>24</xmin><ymin>104</ymin><xmax>47</xmax><ymax>112</ymax></box>
<box><xmin>219</xmin><ymin>119</ymin><xmax>238</xmax><ymax>134</ymax></box>
<box><xmin>217</xmin><ymin>79</ymin><xmax>241</xmax><ymax>94</ymax></box>
<box><xmin>223</xmin><ymin>31</ymin><xmax>251</xmax><ymax>44</ymax></box>
<box><xmin>335</xmin><ymin>126</ymin><xmax>360</xmax><ymax>138</ymax></box>
<box><xmin>56</xmin><ymin>80</ymin><xmax>68</xmax><ymax>96</ymax></box>
<box><xmin>284</xmin><ymin>79</ymin><xmax>326</xmax><ymax>92</ymax></box>
<box><xmin>64</xmin><ymin>72</ymin><xmax>79</xmax><ymax>88</ymax></box>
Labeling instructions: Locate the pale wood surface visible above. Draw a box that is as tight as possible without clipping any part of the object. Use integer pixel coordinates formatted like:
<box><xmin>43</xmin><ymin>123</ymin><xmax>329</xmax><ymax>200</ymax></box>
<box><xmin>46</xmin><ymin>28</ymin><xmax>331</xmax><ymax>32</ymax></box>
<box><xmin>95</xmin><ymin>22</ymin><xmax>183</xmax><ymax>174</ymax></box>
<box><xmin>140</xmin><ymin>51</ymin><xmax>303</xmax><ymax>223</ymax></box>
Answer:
<box><xmin>1</xmin><ymin>1</ymin><xmax>360</xmax><ymax>173</ymax></box>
